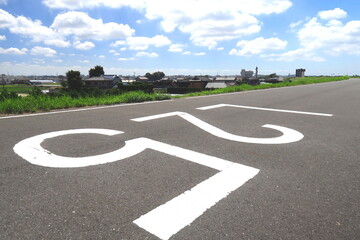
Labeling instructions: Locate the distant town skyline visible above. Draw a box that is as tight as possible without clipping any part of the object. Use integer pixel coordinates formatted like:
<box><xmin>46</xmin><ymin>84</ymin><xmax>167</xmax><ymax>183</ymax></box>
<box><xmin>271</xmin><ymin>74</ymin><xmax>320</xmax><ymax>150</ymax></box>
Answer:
<box><xmin>0</xmin><ymin>0</ymin><xmax>359</xmax><ymax>76</ymax></box>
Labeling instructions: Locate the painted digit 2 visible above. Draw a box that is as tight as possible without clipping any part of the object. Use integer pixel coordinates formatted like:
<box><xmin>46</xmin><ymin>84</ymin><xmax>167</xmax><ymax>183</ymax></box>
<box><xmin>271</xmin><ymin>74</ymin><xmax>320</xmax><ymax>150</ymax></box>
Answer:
<box><xmin>13</xmin><ymin>128</ymin><xmax>259</xmax><ymax>240</ymax></box>
<box><xmin>132</xmin><ymin>111</ymin><xmax>304</xmax><ymax>144</ymax></box>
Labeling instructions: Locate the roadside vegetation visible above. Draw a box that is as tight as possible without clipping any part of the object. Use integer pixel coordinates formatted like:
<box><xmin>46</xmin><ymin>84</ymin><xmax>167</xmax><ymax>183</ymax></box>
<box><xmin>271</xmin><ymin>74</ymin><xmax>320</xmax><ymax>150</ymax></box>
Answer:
<box><xmin>0</xmin><ymin>74</ymin><xmax>350</xmax><ymax>115</ymax></box>
<box><xmin>178</xmin><ymin>76</ymin><xmax>350</xmax><ymax>98</ymax></box>
<box><xmin>1</xmin><ymin>84</ymin><xmax>50</xmax><ymax>94</ymax></box>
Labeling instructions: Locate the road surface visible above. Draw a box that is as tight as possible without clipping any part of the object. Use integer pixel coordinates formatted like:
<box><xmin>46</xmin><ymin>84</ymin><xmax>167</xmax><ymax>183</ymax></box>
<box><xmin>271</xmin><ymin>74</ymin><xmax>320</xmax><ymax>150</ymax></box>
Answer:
<box><xmin>1</xmin><ymin>79</ymin><xmax>359</xmax><ymax>239</ymax></box>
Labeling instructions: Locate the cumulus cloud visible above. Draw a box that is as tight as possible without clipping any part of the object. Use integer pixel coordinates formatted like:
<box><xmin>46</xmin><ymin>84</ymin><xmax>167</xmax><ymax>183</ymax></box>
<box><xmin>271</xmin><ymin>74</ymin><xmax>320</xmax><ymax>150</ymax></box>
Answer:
<box><xmin>264</xmin><ymin>8</ymin><xmax>360</xmax><ymax>62</ymax></box>
<box><xmin>0</xmin><ymin>35</ymin><xmax>6</xmax><ymax>40</ymax></box>
<box><xmin>0</xmin><ymin>9</ymin><xmax>67</xmax><ymax>46</ymax></box>
<box><xmin>118</xmin><ymin>57</ymin><xmax>135</xmax><ymax>61</ymax></box>
<box><xmin>30</xmin><ymin>47</ymin><xmax>56</xmax><ymax>57</ymax></box>
<box><xmin>111</xmin><ymin>35</ymin><xmax>171</xmax><ymax>50</ymax></box>
<box><xmin>135</xmin><ymin>51</ymin><xmax>159</xmax><ymax>58</ymax></box>
<box><xmin>143</xmin><ymin>0</ymin><xmax>291</xmax><ymax>49</ymax></box>
<box><xmin>262</xmin><ymin>48</ymin><xmax>325</xmax><ymax>62</ymax></box>
<box><xmin>0</xmin><ymin>47</ymin><xmax>28</xmax><ymax>55</ymax></box>
<box><xmin>42</xmin><ymin>0</ymin><xmax>145</xmax><ymax>10</ymax></box>
<box><xmin>52</xmin><ymin>11</ymin><xmax>134</xmax><ymax>41</ymax></box>
<box><xmin>0</xmin><ymin>9</ymin><xmax>135</xmax><ymax>50</ymax></box>
<box><xmin>318</xmin><ymin>8</ymin><xmax>347</xmax><ymax>20</ymax></box>
<box><xmin>229</xmin><ymin>37</ymin><xmax>287</xmax><ymax>56</ymax></box>
<box><xmin>297</xmin><ymin>14</ymin><xmax>360</xmax><ymax>56</ymax></box>
<box><xmin>42</xmin><ymin>0</ymin><xmax>292</xmax><ymax>49</ymax></box>
<box><xmin>168</xmin><ymin>44</ymin><xmax>185</xmax><ymax>53</ymax></box>
<box><xmin>30</xmin><ymin>46</ymin><xmax>57</xmax><ymax>57</ymax></box>
<box><xmin>181</xmin><ymin>51</ymin><xmax>206</xmax><ymax>56</ymax></box>
<box><xmin>73</xmin><ymin>41</ymin><xmax>95</xmax><ymax>50</ymax></box>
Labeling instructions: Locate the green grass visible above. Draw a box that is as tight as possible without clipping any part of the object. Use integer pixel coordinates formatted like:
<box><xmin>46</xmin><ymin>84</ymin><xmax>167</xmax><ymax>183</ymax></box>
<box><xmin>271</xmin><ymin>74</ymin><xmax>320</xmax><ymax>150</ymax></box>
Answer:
<box><xmin>0</xmin><ymin>91</ymin><xmax>170</xmax><ymax>114</ymax></box>
<box><xmin>175</xmin><ymin>76</ymin><xmax>351</xmax><ymax>98</ymax></box>
<box><xmin>0</xmin><ymin>76</ymin><xmax>352</xmax><ymax>115</ymax></box>
<box><xmin>1</xmin><ymin>85</ymin><xmax>50</xmax><ymax>93</ymax></box>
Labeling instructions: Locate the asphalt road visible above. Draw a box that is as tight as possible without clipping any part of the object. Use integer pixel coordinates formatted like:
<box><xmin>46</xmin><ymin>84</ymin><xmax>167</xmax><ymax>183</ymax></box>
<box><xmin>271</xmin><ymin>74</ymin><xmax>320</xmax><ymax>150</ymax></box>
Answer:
<box><xmin>1</xmin><ymin>79</ymin><xmax>359</xmax><ymax>239</ymax></box>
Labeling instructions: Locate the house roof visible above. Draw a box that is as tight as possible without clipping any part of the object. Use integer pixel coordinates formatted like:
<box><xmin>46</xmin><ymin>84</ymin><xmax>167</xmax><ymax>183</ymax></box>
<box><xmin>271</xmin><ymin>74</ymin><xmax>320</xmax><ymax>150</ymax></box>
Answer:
<box><xmin>206</xmin><ymin>82</ymin><xmax>229</xmax><ymax>88</ymax></box>
<box><xmin>84</xmin><ymin>77</ymin><xmax>112</xmax><ymax>81</ymax></box>
<box><xmin>214</xmin><ymin>77</ymin><xmax>236</xmax><ymax>81</ymax></box>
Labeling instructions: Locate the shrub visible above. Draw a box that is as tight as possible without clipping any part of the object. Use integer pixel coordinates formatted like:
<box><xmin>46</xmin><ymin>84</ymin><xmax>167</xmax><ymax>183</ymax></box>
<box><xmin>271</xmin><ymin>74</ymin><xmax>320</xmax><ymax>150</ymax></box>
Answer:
<box><xmin>0</xmin><ymin>88</ymin><xmax>20</xmax><ymax>101</ymax></box>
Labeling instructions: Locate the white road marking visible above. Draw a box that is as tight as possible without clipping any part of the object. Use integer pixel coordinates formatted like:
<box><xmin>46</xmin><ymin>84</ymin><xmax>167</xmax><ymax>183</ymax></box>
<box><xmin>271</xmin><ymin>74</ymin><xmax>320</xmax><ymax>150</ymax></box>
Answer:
<box><xmin>13</xmin><ymin>128</ymin><xmax>259</xmax><ymax>240</ymax></box>
<box><xmin>132</xmin><ymin>112</ymin><xmax>304</xmax><ymax>144</ymax></box>
<box><xmin>197</xmin><ymin>104</ymin><xmax>333</xmax><ymax>117</ymax></box>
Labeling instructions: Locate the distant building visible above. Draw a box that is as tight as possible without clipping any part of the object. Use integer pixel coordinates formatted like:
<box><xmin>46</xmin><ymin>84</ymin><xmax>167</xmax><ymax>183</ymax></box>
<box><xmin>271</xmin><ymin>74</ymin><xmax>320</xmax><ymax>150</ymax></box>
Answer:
<box><xmin>241</xmin><ymin>69</ymin><xmax>254</xmax><ymax>78</ymax></box>
<box><xmin>214</xmin><ymin>76</ymin><xmax>236</xmax><ymax>82</ymax></box>
<box><xmin>29</xmin><ymin>80</ymin><xmax>56</xmax><ymax>85</ymax></box>
<box><xmin>83</xmin><ymin>76</ymin><xmax>113</xmax><ymax>89</ymax></box>
<box><xmin>296</xmin><ymin>69</ymin><xmax>306</xmax><ymax>77</ymax></box>
<box><xmin>136</xmin><ymin>76</ymin><xmax>149</xmax><ymax>82</ymax></box>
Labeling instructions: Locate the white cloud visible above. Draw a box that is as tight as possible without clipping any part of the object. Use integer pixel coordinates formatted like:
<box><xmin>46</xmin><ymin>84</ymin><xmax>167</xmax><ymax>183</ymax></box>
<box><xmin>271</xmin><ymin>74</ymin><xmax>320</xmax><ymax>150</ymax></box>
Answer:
<box><xmin>44</xmin><ymin>39</ymin><xmax>71</xmax><ymax>48</ymax></box>
<box><xmin>181</xmin><ymin>51</ymin><xmax>206</xmax><ymax>56</ymax></box>
<box><xmin>98</xmin><ymin>55</ymin><xmax>105</xmax><ymax>59</ymax></box>
<box><xmin>265</xmin><ymin>9</ymin><xmax>360</xmax><ymax>62</ymax></box>
<box><xmin>0</xmin><ymin>47</ymin><xmax>28</xmax><ymax>55</ymax></box>
<box><xmin>168</xmin><ymin>44</ymin><xmax>185</xmax><ymax>52</ymax></box>
<box><xmin>30</xmin><ymin>46</ymin><xmax>57</xmax><ymax>57</ymax></box>
<box><xmin>229</xmin><ymin>37</ymin><xmax>287</xmax><ymax>56</ymax></box>
<box><xmin>0</xmin><ymin>35</ymin><xmax>6</xmax><ymax>40</ymax></box>
<box><xmin>31</xmin><ymin>58</ymin><xmax>46</xmax><ymax>64</ymax></box>
<box><xmin>52</xmin><ymin>11</ymin><xmax>134</xmax><ymax>41</ymax></box>
<box><xmin>144</xmin><ymin>0</ymin><xmax>291</xmax><ymax>49</ymax></box>
<box><xmin>118</xmin><ymin>57</ymin><xmax>135</xmax><ymax>61</ymax></box>
<box><xmin>262</xmin><ymin>48</ymin><xmax>325</xmax><ymax>62</ymax></box>
<box><xmin>73</xmin><ymin>41</ymin><xmax>95</xmax><ymax>50</ymax></box>
<box><xmin>289</xmin><ymin>20</ymin><xmax>303</xmax><ymax>29</ymax></box>
<box><xmin>135</xmin><ymin>51</ymin><xmax>159</xmax><ymax>58</ymax></box>
<box><xmin>0</xmin><ymin>9</ymin><xmax>66</xmax><ymax>46</ymax></box>
<box><xmin>80</xmin><ymin>60</ymin><xmax>89</xmax><ymax>63</ymax></box>
<box><xmin>42</xmin><ymin>0</ymin><xmax>145</xmax><ymax>10</ymax></box>
<box><xmin>43</xmin><ymin>0</ymin><xmax>292</xmax><ymax>49</ymax></box>
<box><xmin>111</xmin><ymin>40</ymin><xmax>126</xmax><ymax>47</ymax></box>
<box><xmin>318</xmin><ymin>8</ymin><xmax>347</xmax><ymax>20</ymax></box>
<box><xmin>297</xmin><ymin>17</ymin><xmax>360</xmax><ymax>56</ymax></box>
<box><xmin>111</xmin><ymin>35</ymin><xmax>171</xmax><ymax>50</ymax></box>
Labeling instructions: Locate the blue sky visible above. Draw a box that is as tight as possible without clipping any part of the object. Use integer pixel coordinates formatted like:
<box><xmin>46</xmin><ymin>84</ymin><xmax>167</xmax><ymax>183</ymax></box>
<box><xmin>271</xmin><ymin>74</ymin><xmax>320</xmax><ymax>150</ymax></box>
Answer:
<box><xmin>0</xmin><ymin>0</ymin><xmax>359</xmax><ymax>76</ymax></box>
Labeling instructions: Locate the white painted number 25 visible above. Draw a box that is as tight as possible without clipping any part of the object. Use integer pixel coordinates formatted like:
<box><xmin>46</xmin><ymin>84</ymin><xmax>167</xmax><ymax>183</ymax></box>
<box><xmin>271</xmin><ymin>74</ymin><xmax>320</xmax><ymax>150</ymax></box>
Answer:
<box><xmin>13</xmin><ymin>128</ymin><xmax>259</xmax><ymax>240</ymax></box>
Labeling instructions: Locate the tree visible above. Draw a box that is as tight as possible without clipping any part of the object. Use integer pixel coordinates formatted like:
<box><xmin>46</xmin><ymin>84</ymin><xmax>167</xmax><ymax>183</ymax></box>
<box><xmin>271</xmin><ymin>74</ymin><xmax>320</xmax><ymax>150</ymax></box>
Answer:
<box><xmin>66</xmin><ymin>70</ymin><xmax>83</xmax><ymax>91</ymax></box>
<box><xmin>145</xmin><ymin>72</ymin><xmax>153</xmax><ymax>81</ymax></box>
<box><xmin>145</xmin><ymin>71</ymin><xmax>165</xmax><ymax>81</ymax></box>
<box><xmin>89</xmin><ymin>65</ymin><xmax>104</xmax><ymax>77</ymax></box>
<box><xmin>153</xmin><ymin>71</ymin><xmax>165</xmax><ymax>81</ymax></box>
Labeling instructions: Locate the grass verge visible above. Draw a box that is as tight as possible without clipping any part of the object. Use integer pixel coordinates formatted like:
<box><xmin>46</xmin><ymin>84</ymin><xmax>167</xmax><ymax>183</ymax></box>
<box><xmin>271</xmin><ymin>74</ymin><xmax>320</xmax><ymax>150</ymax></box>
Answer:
<box><xmin>0</xmin><ymin>76</ymin><xmax>352</xmax><ymax>115</ymax></box>
<box><xmin>176</xmin><ymin>76</ymin><xmax>350</xmax><ymax>98</ymax></box>
<box><xmin>0</xmin><ymin>91</ymin><xmax>170</xmax><ymax>114</ymax></box>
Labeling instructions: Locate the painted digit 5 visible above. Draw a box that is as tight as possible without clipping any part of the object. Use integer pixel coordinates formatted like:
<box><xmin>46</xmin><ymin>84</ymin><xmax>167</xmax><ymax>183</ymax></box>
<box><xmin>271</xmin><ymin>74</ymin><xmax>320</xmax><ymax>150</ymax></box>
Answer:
<box><xmin>13</xmin><ymin>128</ymin><xmax>259</xmax><ymax>240</ymax></box>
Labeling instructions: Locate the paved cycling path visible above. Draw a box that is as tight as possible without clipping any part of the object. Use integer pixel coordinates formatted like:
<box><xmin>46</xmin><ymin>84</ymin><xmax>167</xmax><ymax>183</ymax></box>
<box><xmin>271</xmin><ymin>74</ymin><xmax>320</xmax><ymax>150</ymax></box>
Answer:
<box><xmin>1</xmin><ymin>79</ymin><xmax>359</xmax><ymax>239</ymax></box>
